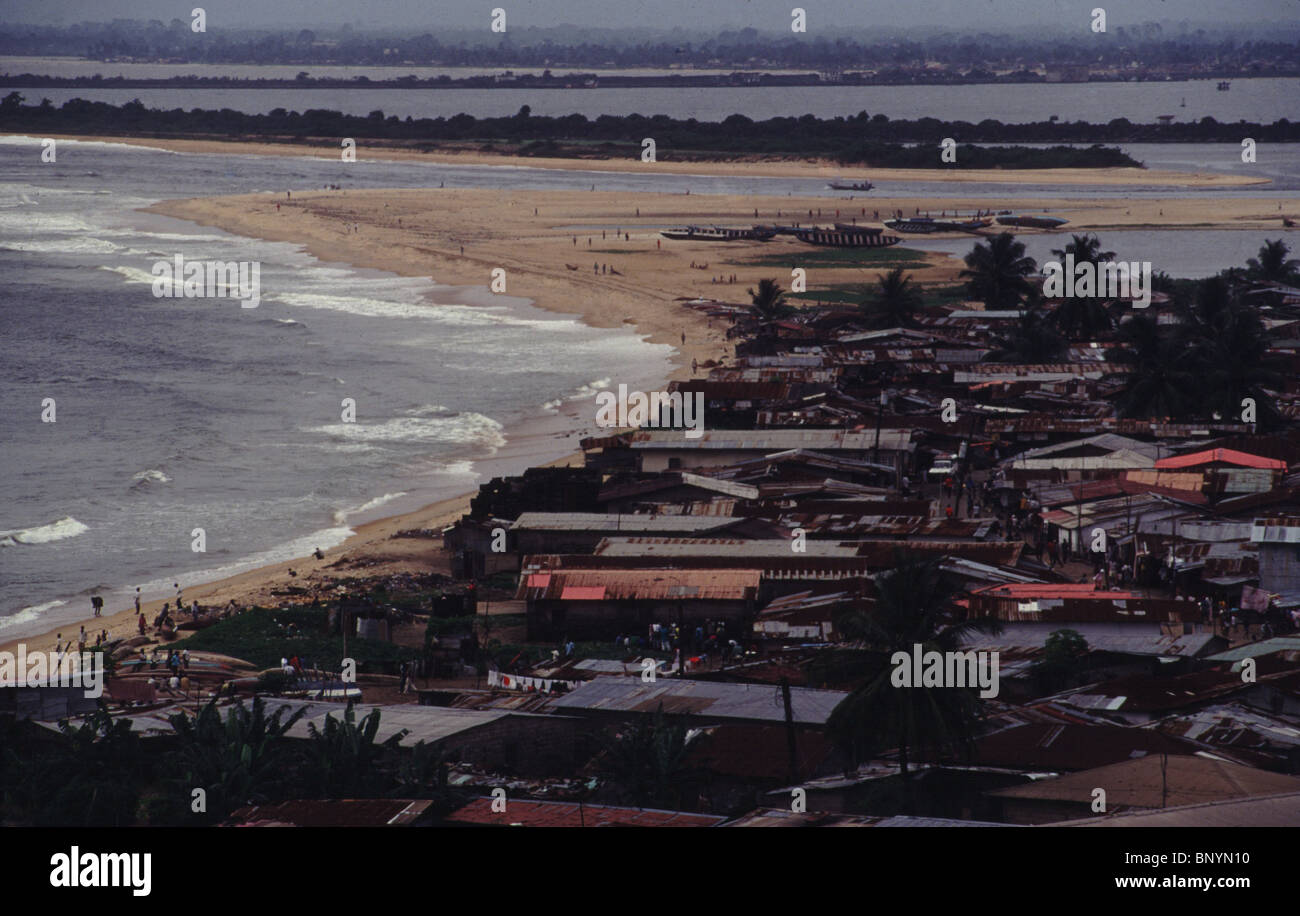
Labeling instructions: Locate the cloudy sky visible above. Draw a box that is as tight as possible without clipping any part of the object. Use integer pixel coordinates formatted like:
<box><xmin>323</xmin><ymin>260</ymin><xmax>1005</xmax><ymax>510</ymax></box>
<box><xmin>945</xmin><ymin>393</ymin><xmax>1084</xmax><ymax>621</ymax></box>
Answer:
<box><xmin>10</xmin><ymin>0</ymin><xmax>1299</xmax><ymax>31</ymax></box>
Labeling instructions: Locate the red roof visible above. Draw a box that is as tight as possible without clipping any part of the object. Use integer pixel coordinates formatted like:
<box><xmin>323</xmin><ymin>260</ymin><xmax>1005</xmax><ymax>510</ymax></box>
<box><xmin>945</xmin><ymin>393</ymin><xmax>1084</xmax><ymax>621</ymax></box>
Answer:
<box><xmin>560</xmin><ymin>585</ymin><xmax>606</xmax><ymax>600</ymax></box>
<box><xmin>444</xmin><ymin>798</ymin><xmax>726</xmax><ymax>828</ymax></box>
<box><xmin>1155</xmin><ymin>448</ymin><xmax>1286</xmax><ymax>471</ymax></box>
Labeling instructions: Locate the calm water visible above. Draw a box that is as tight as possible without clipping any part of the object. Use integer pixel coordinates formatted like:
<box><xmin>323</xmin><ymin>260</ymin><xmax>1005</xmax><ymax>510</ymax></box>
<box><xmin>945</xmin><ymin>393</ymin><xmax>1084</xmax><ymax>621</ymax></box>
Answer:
<box><xmin>899</xmin><ymin>230</ymin><xmax>1295</xmax><ymax>280</ymax></box>
<box><xmin>3</xmin><ymin>71</ymin><xmax>1295</xmax><ymax>124</ymax></box>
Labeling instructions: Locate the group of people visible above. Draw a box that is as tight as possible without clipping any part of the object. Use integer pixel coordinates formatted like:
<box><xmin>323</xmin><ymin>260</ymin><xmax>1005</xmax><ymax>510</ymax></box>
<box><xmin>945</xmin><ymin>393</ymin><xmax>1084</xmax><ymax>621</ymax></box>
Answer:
<box><xmin>134</xmin><ymin>647</ymin><xmax>189</xmax><ymax>675</ymax></box>
<box><xmin>52</xmin><ymin>628</ymin><xmax>108</xmax><ymax>659</ymax></box>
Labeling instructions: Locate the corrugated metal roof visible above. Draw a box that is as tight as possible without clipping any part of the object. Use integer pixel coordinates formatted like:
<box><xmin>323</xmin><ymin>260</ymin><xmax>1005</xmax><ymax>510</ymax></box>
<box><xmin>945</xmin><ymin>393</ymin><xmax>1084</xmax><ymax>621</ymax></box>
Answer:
<box><xmin>551</xmin><ymin>676</ymin><xmax>847</xmax><ymax>725</ymax></box>
<box><xmin>1156</xmin><ymin>448</ymin><xmax>1287</xmax><ymax>471</ymax></box>
<box><xmin>628</xmin><ymin>429</ymin><xmax>912</xmax><ymax>451</ymax></box>
<box><xmin>1204</xmin><ymin>638</ymin><xmax>1300</xmax><ymax>662</ymax></box>
<box><xmin>510</xmin><ymin>513</ymin><xmax>734</xmax><ymax>533</ymax></box>
<box><xmin>517</xmin><ymin>569</ymin><xmax>762</xmax><ymax>601</ymax></box>
<box><xmin>592</xmin><ymin>537</ymin><xmax>860</xmax><ymax>557</ymax></box>
<box><xmin>1251</xmin><ymin>517</ymin><xmax>1300</xmax><ymax>543</ymax></box>
<box><xmin>283</xmin><ymin>705</ymin><xmax>534</xmax><ymax>746</ymax></box>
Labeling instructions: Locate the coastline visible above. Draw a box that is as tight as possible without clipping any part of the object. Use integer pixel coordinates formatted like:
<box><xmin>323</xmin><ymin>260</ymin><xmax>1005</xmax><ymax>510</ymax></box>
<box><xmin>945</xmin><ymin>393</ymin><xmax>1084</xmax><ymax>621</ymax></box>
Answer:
<box><xmin>32</xmin><ymin>133</ymin><xmax>1271</xmax><ymax>187</ymax></box>
<box><xmin>6</xmin><ymin>172</ymin><xmax>1296</xmax><ymax>654</ymax></box>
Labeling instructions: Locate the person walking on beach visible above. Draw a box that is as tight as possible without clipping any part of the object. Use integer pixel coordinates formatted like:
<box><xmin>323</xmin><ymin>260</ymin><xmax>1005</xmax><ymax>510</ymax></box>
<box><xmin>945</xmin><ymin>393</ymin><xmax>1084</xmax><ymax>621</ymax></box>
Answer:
<box><xmin>138</xmin><ymin>612</ymin><xmax>147</xmax><ymax>636</ymax></box>
<box><xmin>90</xmin><ymin>595</ymin><xmax>103</xmax><ymax>617</ymax></box>
<box><xmin>134</xmin><ymin>587</ymin><xmax>141</xmax><ymax>614</ymax></box>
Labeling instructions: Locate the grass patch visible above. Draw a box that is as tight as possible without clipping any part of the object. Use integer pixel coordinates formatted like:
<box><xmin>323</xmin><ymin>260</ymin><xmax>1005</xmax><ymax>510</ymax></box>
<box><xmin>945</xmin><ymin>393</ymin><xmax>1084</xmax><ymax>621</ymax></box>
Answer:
<box><xmin>788</xmin><ymin>282</ymin><xmax>966</xmax><ymax>307</ymax></box>
<box><xmin>743</xmin><ymin>247</ymin><xmax>929</xmax><ymax>269</ymax></box>
<box><xmin>170</xmin><ymin>606</ymin><xmax>419</xmax><ymax>673</ymax></box>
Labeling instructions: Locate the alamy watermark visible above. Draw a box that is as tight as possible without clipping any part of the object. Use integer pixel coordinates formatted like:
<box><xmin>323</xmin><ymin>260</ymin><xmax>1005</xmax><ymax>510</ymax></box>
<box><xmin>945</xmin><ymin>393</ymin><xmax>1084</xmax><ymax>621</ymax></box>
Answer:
<box><xmin>151</xmin><ymin>254</ymin><xmax>261</xmax><ymax>308</ymax></box>
<box><xmin>0</xmin><ymin>644</ymin><xmax>104</xmax><ymax>698</ymax></box>
<box><xmin>1043</xmin><ymin>254</ymin><xmax>1152</xmax><ymax>309</ymax></box>
<box><xmin>595</xmin><ymin>384</ymin><xmax>705</xmax><ymax>438</ymax></box>
<box><xmin>890</xmin><ymin>643</ymin><xmax>1000</xmax><ymax>698</ymax></box>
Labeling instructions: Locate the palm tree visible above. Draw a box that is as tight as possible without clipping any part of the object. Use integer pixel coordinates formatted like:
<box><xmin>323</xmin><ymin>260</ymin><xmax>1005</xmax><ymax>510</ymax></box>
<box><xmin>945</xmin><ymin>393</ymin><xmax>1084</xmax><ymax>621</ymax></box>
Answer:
<box><xmin>163</xmin><ymin>696</ymin><xmax>307</xmax><ymax>824</ymax></box>
<box><xmin>1050</xmin><ymin>233</ymin><xmax>1115</xmax><ymax>267</ymax></box>
<box><xmin>1105</xmin><ymin>313</ymin><xmax>1201</xmax><ymax>419</ymax></box>
<box><xmin>598</xmin><ymin>705</ymin><xmax>692</xmax><ymax>810</ymax></box>
<box><xmin>825</xmin><ymin>555</ymin><xmax>1002</xmax><ymax>814</ymax></box>
<box><xmin>960</xmin><ymin>231</ymin><xmax>1037</xmax><ymax>310</ymax></box>
<box><xmin>1247</xmin><ymin>239</ymin><xmax>1300</xmax><ymax>283</ymax></box>
<box><xmin>1185</xmin><ymin>277</ymin><xmax>1283</xmax><ymax>424</ymax></box>
<box><xmin>984</xmin><ymin>294</ymin><xmax>1067</xmax><ymax>363</ymax></box>
<box><xmin>1047</xmin><ymin>233</ymin><xmax>1117</xmax><ymax>339</ymax></box>
<box><xmin>1</xmin><ymin>705</ymin><xmax>145</xmax><ymax>826</ymax></box>
<box><xmin>302</xmin><ymin>701</ymin><xmax>409</xmax><ymax>798</ymax></box>
<box><xmin>859</xmin><ymin>267</ymin><xmax>923</xmax><ymax>328</ymax></box>
<box><xmin>747</xmin><ymin>277</ymin><xmax>795</xmax><ymax>322</ymax></box>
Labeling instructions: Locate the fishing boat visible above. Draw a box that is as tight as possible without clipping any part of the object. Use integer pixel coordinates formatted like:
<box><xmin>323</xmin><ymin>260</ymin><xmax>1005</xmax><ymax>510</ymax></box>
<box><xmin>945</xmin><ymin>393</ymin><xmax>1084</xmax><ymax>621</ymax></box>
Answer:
<box><xmin>659</xmin><ymin>225</ymin><xmax>774</xmax><ymax>242</ymax></box>
<box><xmin>794</xmin><ymin>226</ymin><xmax>900</xmax><ymax>248</ymax></box>
<box><xmin>827</xmin><ymin>179</ymin><xmax>874</xmax><ymax>192</ymax></box>
<box><xmin>883</xmin><ymin>217</ymin><xmax>991</xmax><ymax>234</ymax></box>
<box><xmin>995</xmin><ymin>214</ymin><xmax>1070</xmax><ymax>230</ymax></box>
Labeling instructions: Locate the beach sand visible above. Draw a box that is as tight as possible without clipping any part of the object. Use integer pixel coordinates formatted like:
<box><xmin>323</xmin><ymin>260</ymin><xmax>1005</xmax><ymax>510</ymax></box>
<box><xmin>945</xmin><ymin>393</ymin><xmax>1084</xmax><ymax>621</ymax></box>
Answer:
<box><xmin>7</xmin><ymin>168</ymin><xmax>1296</xmax><ymax>657</ymax></box>
<box><xmin>42</xmin><ymin>133</ymin><xmax>1269</xmax><ymax>187</ymax></box>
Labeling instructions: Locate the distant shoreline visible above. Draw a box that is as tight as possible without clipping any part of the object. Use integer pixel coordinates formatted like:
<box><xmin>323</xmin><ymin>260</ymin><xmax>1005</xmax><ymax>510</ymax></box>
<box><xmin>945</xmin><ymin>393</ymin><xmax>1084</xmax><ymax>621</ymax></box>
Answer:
<box><xmin>6</xmin><ymin>72</ymin><xmax>1297</xmax><ymax>90</ymax></box>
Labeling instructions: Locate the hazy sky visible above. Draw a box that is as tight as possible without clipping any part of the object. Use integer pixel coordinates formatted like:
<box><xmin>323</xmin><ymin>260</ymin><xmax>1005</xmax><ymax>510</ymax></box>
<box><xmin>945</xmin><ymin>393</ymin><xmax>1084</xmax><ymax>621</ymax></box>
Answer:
<box><xmin>8</xmin><ymin>0</ymin><xmax>1299</xmax><ymax>31</ymax></box>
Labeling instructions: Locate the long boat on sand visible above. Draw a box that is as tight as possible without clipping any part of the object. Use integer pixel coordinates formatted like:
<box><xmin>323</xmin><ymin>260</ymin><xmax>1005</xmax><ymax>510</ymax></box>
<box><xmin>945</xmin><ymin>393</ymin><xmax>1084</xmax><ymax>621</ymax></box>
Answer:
<box><xmin>794</xmin><ymin>226</ymin><xmax>901</xmax><ymax>248</ymax></box>
<box><xmin>660</xmin><ymin>225</ymin><xmax>776</xmax><ymax>242</ymax></box>
<box><xmin>883</xmin><ymin>216</ymin><xmax>992</xmax><ymax>234</ymax></box>
<box><xmin>995</xmin><ymin>214</ymin><xmax>1070</xmax><ymax>229</ymax></box>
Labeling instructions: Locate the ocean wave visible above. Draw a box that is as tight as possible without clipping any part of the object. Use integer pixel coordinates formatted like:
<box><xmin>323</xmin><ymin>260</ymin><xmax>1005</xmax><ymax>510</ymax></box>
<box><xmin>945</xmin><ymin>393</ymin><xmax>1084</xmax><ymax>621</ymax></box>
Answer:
<box><xmin>271</xmin><ymin>290</ymin><xmax>434</xmax><ymax>321</ymax></box>
<box><xmin>133</xmin><ymin>525</ymin><xmax>354</xmax><ymax>597</ymax></box>
<box><xmin>331</xmin><ymin>491</ymin><xmax>408</xmax><ymax>524</ymax></box>
<box><xmin>0</xmin><ymin>601</ymin><xmax>64</xmax><ymax>631</ymax></box>
<box><xmin>433</xmin><ymin>460</ymin><xmax>478</xmax><ymax>477</ymax></box>
<box><xmin>0</xmin><ymin>516</ymin><xmax>89</xmax><ymax>547</ymax></box>
<box><xmin>0</xmin><ymin>135</ymin><xmax>178</xmax><ymax>155</ymax></box>
<box><xmin>100</xmin><ymin>264</ymin><xmax>158</xmax><ymax>286</ymax></box>
<box><xmin>308</xmin><ymin>410</ymin><xmax>506</xmax><ymax>451</ymax></box>
<box><xmin>1</xmin><ymin>236</ymin><xmax>123</xmax><ymax>255</ymax></box>
<box><xmin>570</xmin><ymin>377</ymin><xmax>612</xmax><ymax>400</ymax></box>
<box><xmin>131</xmin><ymin>469</ymin><xmax>171</xmax><ymax>485</ymax></box>
<box><xmin>541</xmin><ymin>398</ymin><xmax>564</xmax><ymax>411</ymax></box>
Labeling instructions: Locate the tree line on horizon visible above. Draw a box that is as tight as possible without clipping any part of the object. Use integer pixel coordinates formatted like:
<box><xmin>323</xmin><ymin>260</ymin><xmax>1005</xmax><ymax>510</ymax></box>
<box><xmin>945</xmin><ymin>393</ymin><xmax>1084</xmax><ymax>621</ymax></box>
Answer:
<box><xmin>5</xmin><ymin>19</ymin><xmax>1300</xmax><ymax>73</ymax></box>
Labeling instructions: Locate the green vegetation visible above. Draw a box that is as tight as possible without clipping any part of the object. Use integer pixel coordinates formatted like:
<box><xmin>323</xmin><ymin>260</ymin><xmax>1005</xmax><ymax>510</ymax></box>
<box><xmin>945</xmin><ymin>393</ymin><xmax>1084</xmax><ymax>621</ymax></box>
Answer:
<box><xmin>745</xmin><ymin>247</ymin><xmax>927</xmax><ymax>269</ymax></box>
<box><xmin>819</xmin><ymin>555</ymin><xmax>1003</xmax><ymax>814</ymax></box>
<box><xmin>169</xmin><ymin>606</ymin><xmax>419</xmax><ymax>672</ymax></box>
<box><xmin>0</xmin><ymin>95</ymin><xmax>1168</xmax><ymax>168</ymax></box>
<box><xmin>1</xmin><ymin>698</ymin><xmax>464</xmax><ymax>826</ymax></box>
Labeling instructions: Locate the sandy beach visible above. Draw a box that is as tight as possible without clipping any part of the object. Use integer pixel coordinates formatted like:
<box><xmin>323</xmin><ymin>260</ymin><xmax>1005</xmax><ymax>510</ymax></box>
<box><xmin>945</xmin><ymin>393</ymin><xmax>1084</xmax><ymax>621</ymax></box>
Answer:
<box><xmin>6</xmin><ymin>160</ymin><xmax>1295</xmax><ymax>657</ymax></box>
<box><xmin>41</xmin><ymin>133</ymin><xmax>1270</xmax><ymax>187</ymax></box>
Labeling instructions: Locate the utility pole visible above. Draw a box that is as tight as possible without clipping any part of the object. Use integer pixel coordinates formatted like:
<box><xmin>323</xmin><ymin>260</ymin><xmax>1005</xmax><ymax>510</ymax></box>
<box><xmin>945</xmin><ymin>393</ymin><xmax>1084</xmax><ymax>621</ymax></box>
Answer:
<box><xmin>780</xmin><ymin>677</ymin><xmax>798</xmax><ymax>784</ymax></box>
<box><xmin>873</xmin><ymin>388</ymin><xmax>886</xmax><ymax>465</ymax></box>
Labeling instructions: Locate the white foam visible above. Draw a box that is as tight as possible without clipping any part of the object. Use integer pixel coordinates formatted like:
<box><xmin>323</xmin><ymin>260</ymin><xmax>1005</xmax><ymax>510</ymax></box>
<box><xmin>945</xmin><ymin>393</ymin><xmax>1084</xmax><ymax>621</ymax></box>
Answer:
<box><xmin>133</xmin><ymin>525</ymin><xmax>355</xmax><ymax>597</ymax></box>
<box><xmin>308</xmin><ymin>411</ymin><xmax>506</xmax><ymax>451</ymax></box>
<box><xmin>2</xmin><ymin>236</ymin><xmax>123</xmax><ymax>254</ymax></box>
<box><xmin>0</xmin><ymin>601</ymin><xmax>63</xmax><ymax>631</ymax></box>
<box><xmin>0</xmin><ymin>516</ymin><xmax>89</xmax><ymax>546</ymax></box>
<box><xmin>0</xmin><ymin>134</ymin><xmax>178</xmax><ymax>155</ymax></box>
<box><xmin>131</xmin><ymin>469</ymin><xmax>171</xmax><ymax>484</ymax></box>
<box><xmin>332</xmin><ymin>491</ymin><xmax>408</xmax><ymax>524</ymax></box>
